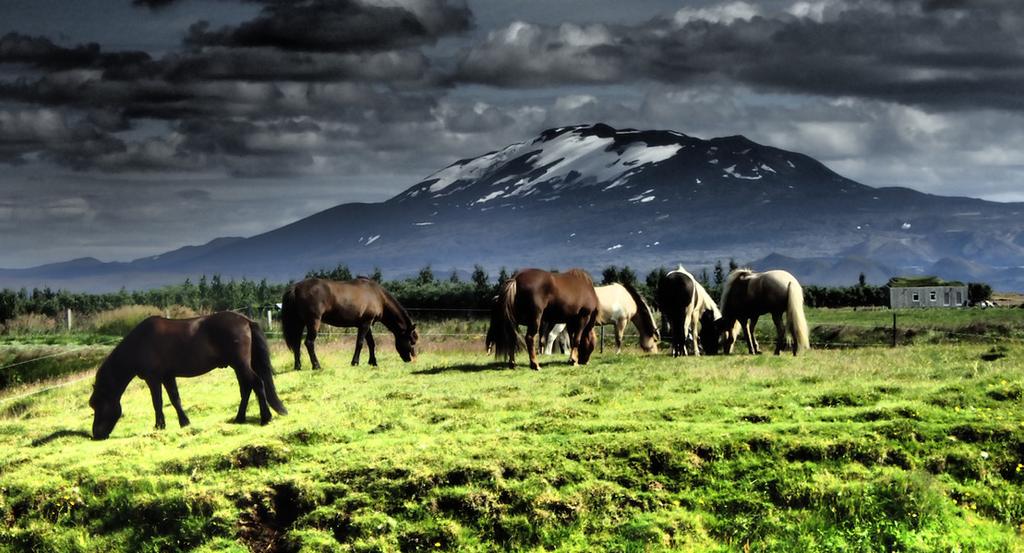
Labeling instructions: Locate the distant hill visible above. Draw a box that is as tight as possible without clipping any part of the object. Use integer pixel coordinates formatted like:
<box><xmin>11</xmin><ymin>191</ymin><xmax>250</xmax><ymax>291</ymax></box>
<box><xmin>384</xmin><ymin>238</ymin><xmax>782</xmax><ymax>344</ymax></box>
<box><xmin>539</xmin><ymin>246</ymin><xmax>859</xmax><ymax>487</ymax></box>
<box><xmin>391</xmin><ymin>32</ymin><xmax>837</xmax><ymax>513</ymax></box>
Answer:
<box><xmin>3</xmin><ymin>123</ymin><xmax>1023</xmax><ymax>291</ymax></box>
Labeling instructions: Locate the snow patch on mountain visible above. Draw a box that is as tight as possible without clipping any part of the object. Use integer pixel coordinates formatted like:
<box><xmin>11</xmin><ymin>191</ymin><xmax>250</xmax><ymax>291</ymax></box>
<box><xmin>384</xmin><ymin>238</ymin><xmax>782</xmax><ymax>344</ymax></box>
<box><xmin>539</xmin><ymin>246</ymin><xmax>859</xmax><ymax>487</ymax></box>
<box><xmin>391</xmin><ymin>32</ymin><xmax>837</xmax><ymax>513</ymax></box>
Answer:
<box><xmin>724</xmin><ymin>164</ymin><xmax>762</xmax><ymax>180</ymax></box>
<box><xmin>426</xmin><ymin>142</ymin><xmax>526</xmax><ymax>194</ymax></box>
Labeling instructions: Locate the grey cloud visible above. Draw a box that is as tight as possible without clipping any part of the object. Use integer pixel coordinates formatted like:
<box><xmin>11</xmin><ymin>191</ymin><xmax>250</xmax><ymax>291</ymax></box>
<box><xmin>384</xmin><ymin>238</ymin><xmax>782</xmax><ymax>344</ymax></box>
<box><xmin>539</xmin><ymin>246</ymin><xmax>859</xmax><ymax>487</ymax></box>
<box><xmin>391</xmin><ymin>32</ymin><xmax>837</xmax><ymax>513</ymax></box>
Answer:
<box><xmin>0</xmin><ymin>108</ymin><xmax>124</xmax><ymax>166</ymax></box>
<box><xmin>454</xmin><ymin>1</ymin><xmax>1024</xmax><ymax>112</ymax></box>
<box><xmin>184</xmin><ymin>0</ymin><xmax>471</xmax><ymax>52</ymax></box>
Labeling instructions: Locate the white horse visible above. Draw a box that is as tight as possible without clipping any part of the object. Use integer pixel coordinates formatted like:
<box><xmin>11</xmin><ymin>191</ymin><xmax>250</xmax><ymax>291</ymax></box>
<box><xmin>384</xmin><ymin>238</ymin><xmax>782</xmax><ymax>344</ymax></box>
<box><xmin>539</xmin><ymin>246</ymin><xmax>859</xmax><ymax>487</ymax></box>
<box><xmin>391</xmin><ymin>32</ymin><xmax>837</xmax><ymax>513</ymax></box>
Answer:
<box><xmin>719</xmin><ymin>268</ymin><xmax>810</xmax><ymax>356</ymax></box>
<box><xmin>658</xmin><ymin>265</ymin><xmax>722</xmax><ymax>356</ymax></box>
<box><xmin>543</xmin><ymin>282</ymin><xmax>659</xmax><ymax>354</ymax></box>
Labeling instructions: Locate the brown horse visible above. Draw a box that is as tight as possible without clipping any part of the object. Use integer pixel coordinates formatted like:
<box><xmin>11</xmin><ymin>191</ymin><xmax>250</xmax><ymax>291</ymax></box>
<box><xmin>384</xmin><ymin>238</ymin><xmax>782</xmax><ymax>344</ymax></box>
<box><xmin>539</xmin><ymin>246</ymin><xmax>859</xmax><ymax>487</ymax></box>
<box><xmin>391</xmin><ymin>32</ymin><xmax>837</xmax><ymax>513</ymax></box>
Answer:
<box><xmin>490</xmin><ymin>268</ymin><xmax>599</xmax><ymax>371</ymax></box>
<box><xmin>718</xmin><ymin>269</ymin><xmax>811</xmax><ymax>356</ymax></box>
<box><xmin>281</xmin><ymin>277</ymin><xmax>418</xmax><ymax>369</ymax></box>
<box><xmin>89</xmin><ymin>311</ymin><xmax>287</xmax><ymax>440</ymax></box>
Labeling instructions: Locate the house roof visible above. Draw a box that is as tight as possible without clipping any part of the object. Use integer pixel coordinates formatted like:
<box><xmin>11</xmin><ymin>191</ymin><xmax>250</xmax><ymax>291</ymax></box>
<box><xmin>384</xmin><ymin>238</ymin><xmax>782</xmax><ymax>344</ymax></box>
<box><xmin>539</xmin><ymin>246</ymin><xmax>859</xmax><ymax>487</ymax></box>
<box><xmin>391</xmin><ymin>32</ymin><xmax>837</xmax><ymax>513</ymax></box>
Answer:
<box><xmin>887</xmin><ymin>276</ymin><xmax>966</xmax><ymax>288</ymax></box>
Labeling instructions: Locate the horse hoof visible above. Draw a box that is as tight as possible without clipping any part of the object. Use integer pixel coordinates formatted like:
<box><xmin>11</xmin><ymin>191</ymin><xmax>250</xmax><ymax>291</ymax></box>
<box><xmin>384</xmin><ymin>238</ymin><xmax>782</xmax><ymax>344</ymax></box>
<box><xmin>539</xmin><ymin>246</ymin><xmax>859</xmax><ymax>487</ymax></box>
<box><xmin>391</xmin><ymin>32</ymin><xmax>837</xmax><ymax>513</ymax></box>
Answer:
<box><xmin>179</xmin><ymin>418</ymin><xmax>191</xmax><ymax>428</ymax></box>
<box><xmin>234</xmin><ymin>416</ymin><xmax>245</xmax><ymax>424</ymax></box>
<box><xmin>530</xmin><ymin>364</ymin><xmax>541</xmax><ymax>371</ymax></box>
<box><xmin>260</xmin><ymin>418</ymin><xmax>271</xmax><ymax>426</ymax></box>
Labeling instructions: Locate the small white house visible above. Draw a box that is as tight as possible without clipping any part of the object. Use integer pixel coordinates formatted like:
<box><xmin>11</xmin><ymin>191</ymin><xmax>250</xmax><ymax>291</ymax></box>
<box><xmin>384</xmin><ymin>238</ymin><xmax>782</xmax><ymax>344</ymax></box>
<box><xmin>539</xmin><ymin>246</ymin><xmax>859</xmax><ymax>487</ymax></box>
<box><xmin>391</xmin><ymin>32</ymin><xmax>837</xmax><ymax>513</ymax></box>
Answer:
<box><xmin>889</xmin><ymin>278</ymin><xmax>967</xmax><ymax>309</ymax></box>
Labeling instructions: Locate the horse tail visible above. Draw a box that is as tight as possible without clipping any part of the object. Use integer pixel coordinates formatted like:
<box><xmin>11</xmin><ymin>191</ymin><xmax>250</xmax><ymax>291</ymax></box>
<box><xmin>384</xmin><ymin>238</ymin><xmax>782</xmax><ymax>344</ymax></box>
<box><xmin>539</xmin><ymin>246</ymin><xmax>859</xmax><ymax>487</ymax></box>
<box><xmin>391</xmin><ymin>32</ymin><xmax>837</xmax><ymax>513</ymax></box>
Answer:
<box><xmin>250</xmin><ymin>321</ymin><xmax>287</xmax><ymax>415</ymax></box>
<box><xmin>280</xmin><ymin>285</ymin><xmax>303</xmax><ymax>357</ymax></box>
<box><xmin>786</xmin><ymin>281</ymin><xmax>811</xmax><ymax>354</ymax></box>
<box><xmin>492</xmin><ymin>278</ymin><xmax>522</xmax><ymax>364</ymax></box>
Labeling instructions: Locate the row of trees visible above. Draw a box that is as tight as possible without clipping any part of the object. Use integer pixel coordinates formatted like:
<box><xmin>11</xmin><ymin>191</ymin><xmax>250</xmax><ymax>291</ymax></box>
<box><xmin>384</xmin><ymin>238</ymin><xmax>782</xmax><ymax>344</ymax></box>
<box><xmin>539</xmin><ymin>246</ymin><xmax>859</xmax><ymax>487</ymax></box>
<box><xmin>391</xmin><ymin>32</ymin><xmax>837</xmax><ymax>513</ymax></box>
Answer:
<box><xmin>0</xmin><ymin>263</ymin><xmax>995</xmax><ymax>324</ymax></box>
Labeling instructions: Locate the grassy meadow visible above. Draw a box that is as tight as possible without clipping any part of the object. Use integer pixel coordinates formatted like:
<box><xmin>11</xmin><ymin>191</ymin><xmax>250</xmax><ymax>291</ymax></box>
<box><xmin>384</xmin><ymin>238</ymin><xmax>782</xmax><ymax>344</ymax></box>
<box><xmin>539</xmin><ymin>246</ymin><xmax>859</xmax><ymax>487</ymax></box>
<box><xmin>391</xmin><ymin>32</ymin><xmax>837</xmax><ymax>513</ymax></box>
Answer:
<box><xmin>1</xmin><ymin>326</ymin><xmax>1024</xmax><ymax>551</ymax></box>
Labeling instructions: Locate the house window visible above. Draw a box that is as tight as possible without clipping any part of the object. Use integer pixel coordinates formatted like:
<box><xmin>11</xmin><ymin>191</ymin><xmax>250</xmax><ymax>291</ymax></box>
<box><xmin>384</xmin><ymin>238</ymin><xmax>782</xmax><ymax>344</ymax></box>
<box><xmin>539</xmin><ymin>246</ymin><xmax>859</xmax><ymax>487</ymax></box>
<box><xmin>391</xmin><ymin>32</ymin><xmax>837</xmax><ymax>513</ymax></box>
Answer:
<box><xmin>944</xmin><ymin>290</ymin><xmax>951</xmax><ymax>306</ymax></box>
<box><xmin>912</xmin><ymin>292</ymin><xmax>919</xmax><ymax>302</ymax></box>
<box><xmin>929</xmin><ymin>291</ymin><xmax>937</xmax><ymax>302</ymax></box>
<box><xmin>956</xmin><ymin>291</ymin><xmax>963</xmax><ymax>304</ymax></box>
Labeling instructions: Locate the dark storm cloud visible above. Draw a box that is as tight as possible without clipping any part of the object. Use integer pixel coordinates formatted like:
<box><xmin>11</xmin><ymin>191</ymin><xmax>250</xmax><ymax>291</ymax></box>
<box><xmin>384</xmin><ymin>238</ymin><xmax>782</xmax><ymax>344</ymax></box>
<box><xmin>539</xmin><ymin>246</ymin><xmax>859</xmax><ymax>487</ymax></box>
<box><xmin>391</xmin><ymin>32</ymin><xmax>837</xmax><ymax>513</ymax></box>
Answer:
<box><xmin>0</xmin><ymin>32</ymin><xmax>152</xmax><ymax>70</ymax></box>
<box><xmin>184</xmin><ymin>0</ymin><xmax>471</xmax><ymax>52</ymax></box>
<box><xmin>454</xmin><ymin>0</ymin><xmax>1024</xmax><ymax>112</ymax></box>
<box><xmin>132</xmin><ymin>0</ymin><xmax>180</xmax><ymax>8</ymax></box>
<box><xmin>0</xmin><ymin>0</ymin><xmax>470</xmax><ymax>174</ymax></box>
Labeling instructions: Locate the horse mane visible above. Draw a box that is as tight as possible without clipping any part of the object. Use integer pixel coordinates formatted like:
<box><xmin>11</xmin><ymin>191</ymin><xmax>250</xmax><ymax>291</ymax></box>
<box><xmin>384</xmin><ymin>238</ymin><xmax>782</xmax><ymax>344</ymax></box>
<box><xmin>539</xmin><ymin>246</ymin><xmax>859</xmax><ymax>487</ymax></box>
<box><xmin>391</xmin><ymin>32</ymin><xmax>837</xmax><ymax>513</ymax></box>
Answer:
<box><xmin>564</xmin><ymin>268</ymin><xmax>593</xmax><ymax>284</ymax></box>
<box><xmin>376</xmin><ymin>283</ymin><xmax>413</xmax><ymax>331</ymax></box>
<box><xmin>621</xmin><ymin>282</ymin><xmax>658</xmax><ymax>338</ymax></box>
<box><xmin>719</xmin><ymin>268</ymin><xmax>753</xmax><ymax>312</ymax></box>
<box><xmin>695</xmin><ymin>282</ymin><xmax>721</xmax><ymax>319</ymax></box>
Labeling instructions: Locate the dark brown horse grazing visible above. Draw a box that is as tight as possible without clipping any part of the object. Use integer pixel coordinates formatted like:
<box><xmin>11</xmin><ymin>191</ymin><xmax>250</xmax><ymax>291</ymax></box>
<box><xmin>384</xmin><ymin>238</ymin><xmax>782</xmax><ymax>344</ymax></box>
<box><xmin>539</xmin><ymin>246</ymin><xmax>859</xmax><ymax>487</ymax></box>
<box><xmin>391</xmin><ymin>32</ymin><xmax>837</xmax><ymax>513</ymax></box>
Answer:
<box><xmin>281</xmin><ymin>277</ymin><xmax>418</xmax><ymax>369</ymax></box>
<box><xmin>89</xmin><ymin>311</ymin><xmax>287</xmax><ymax>440</ymax></box>
<box><xmin>490</xmin><ymin>268</ymin><xmax>599</xmax><ymax>371</ymax></box>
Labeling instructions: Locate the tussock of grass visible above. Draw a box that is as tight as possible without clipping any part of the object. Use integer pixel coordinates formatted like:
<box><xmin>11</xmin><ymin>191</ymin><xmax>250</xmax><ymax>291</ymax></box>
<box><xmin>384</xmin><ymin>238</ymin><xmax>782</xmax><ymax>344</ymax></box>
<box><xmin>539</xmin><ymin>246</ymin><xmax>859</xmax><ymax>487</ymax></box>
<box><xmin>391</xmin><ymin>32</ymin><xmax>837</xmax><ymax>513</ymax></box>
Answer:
<box><xmin>1</xmin><ymin>341</ymin><xmax>1023</xmax><ymax>551</ymax></box>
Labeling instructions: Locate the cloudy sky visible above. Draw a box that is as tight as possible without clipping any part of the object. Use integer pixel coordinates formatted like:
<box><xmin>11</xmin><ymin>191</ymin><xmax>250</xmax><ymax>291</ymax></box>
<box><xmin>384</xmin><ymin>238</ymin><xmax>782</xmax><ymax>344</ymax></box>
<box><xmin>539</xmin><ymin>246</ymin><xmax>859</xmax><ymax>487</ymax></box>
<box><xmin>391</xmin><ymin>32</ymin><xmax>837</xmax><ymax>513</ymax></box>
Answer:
<box><xmin>2</xmin><ymin>0</ymin><xmax>1023</xmax><ymax>267</ymax></box>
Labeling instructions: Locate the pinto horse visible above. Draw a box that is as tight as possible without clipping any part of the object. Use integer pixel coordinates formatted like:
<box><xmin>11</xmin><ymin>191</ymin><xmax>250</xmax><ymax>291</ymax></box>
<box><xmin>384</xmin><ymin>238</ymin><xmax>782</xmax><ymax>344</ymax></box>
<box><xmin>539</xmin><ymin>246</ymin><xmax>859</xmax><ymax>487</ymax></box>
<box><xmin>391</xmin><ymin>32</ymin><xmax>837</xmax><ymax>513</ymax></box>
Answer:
<box><xmin>89</xmin><ymin>311</ymin><xmax>287</xmax><ymax>440</ymax></box>
<box><xmin>543</xmin><ymin>282</ymin><xmax>659</xmax><ymax>354</ymax></box>
<box><xmin>281</xmin><ymin>277</ymin><xmax>418</xmax><ymax>369</ymax></box>
<box><xmin>490</xmin><ymin>268</ymin><xmax>599</xmax><ymax>371</ymax></box>
<box><xmin>657</xmin><ymin>266</ymin><xmax>721</xmax><ymax>356</ymax></box>
<box><xmin>718</xmin><ymin>269</ymin><xmax>810</xmax><ymax>356</ymax></box>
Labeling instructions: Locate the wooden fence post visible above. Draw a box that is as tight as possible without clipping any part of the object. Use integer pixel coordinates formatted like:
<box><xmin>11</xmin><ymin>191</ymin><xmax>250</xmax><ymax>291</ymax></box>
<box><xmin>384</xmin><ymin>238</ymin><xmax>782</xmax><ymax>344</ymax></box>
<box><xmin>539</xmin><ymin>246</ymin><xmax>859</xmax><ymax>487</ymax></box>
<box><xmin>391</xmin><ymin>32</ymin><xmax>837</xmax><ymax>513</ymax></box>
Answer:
<box><xmin>891</xmin><ymin>311</ymin><xmax>897</xmax><ymax>347</ymax></box>
<box><xmin>66</xmin><ymin>308</ymin><xmax>72</xmax><ymax>332</ymax></box>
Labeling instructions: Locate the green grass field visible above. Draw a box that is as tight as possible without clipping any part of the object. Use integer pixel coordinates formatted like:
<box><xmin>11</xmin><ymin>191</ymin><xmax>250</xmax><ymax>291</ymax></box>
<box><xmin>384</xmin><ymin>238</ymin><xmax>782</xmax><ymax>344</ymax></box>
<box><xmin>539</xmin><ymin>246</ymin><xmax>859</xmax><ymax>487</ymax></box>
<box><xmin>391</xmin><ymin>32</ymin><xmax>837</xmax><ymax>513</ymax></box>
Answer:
<box><xmin>2</xmin><ymin>335</ymin><xmax>1023</xmax><ymax>552</ymax></box>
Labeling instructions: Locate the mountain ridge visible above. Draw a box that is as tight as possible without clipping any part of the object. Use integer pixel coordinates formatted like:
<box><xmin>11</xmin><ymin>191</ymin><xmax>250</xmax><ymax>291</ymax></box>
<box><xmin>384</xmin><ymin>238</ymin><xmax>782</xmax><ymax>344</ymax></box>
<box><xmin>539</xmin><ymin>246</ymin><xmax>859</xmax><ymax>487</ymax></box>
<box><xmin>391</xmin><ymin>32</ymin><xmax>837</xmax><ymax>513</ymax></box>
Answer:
<box><xmin>3</xmin><ymin>123</ymin><xmax>1023</xmax><ymax>291</ymax></box>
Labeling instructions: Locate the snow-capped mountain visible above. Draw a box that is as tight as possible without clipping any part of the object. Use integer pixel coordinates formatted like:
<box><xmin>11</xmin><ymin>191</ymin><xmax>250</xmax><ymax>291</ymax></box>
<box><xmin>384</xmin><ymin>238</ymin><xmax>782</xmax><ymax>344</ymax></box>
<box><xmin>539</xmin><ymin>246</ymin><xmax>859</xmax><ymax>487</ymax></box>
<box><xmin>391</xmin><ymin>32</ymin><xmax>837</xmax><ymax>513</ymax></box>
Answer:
<box><xmin>4</xmin><ymin>123</ymin><xmax>1024</xmax><ymax>291</ymax></box>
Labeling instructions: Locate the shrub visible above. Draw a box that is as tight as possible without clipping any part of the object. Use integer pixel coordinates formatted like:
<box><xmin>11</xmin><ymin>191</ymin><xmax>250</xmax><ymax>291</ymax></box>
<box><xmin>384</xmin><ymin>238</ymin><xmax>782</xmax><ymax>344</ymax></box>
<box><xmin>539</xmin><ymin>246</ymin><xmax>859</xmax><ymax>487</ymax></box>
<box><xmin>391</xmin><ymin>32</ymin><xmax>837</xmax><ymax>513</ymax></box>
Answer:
<box><xmin>0</xmin><ymin>313</ymin><xmax>59</xmax><ymax>334</ymax></box>
<box><xmin>86</xmin><ymin>305</ymin><xmax>164</xmax><ymax>336</ymax></box>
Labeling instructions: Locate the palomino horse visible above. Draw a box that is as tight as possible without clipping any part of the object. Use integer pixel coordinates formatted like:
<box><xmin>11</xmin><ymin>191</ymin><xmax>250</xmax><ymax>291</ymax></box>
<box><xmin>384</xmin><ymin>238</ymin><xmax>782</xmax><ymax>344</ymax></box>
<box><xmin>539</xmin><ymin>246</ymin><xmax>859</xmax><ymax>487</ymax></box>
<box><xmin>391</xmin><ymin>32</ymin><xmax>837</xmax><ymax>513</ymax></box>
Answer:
<box><xmin>543</xmin><ymin>282</ymin><xmax>659</xmax><ymax>354</ymax></box>
<box><xmin>657</xmin><ymin>266</ymin><xmax>721</xmax><ymax>356</ymax></box>
<box><xmin>89</xmin><ymin>311</ymin><xmax>287</xmax><ymax>440</ymax></box>
<box><xmin>281</xmin><ymin>277</ymin><xmax>418</xmax><ymax>369</ymax></box>
<box><xmin>490</xmin><ymin>268</ymin><xmax>599</xmax><ymax>370</ymax></box>
<box><xmin>718</xmin><ymin>269</ymin><xmax>810</xmax><ymax>356</ymax></box>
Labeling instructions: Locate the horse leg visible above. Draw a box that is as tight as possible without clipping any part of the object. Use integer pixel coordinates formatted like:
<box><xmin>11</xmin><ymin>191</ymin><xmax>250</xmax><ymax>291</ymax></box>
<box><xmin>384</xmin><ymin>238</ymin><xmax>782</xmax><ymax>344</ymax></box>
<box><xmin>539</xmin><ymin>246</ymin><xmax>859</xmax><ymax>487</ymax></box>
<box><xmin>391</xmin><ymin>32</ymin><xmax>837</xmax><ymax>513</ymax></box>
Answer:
<box><xmin>305</xmin><ymin>320</ymin><xmax>322</xmax><ymax>370</ymax></box>
<box><xmin>365</xmin><ymin>327</ymin><xmax>378</xmax><ymax>366</ymax></box>
<box><xmin>146</xmin><ymin>379</ymin><xmax>165</xmax><ymax>430</ymax></box>
<box><xmin>671</xmin><ymin>318</ymin><xmax>682</xmax><ymax>357</ymax></box>
<box><xmin>772</xmin><ymin>312</ymin><xmax>786</xmax><ymax>356</ymax></box>
<box><xmin>568</xmin><ymin>317</ymin><xmax>586</xmax><ymax>366</ymax></box>
<box><xmin>615</xmin><ymin>321</ymin><xmax>625</xmax><ymax>354</ymax></box>
<box><xmin>690</xmin><ymin>315</ymin><xmax>701</xmax><ymax>358</ymax></box>
<box><xmin>352</xmin><ymin>323</ymin><xmax>368</xmax><ymax>366</ymax></box>
<box><xmin>293</xmin><ymin>324</ymin><xmax>304</xmax><ymax>371</ymax></box>
<box><xmin>234</xmin><ymin>363</ymin><xmax>271</xmax><ymax>425</ymax></box>
<box><xmin>543</xmin><ymin>324</ymin><xmax>562</xmax><ymax>355</ymax></box>
<box><xmin>235</xmin><ymin>378</ymin><xmax>252</xmax><ymax>423</ymax></box>
<box><xmin>525</xmin><ymin>315</ymin><xmax>542</xmax><ymax>371</ymax></box>
<box><xmin>741</xmin><ymin>318</ymin><xmax>756</xmax><ymax>354</ymax></box>
<box><xmin>163</xmin><ymin>377</ymin><xmax>190</xmax><ymax>428</ymax></box>
<box><xmin>750</xmin><ymin>315</ymin><xmax>762</xmax><ymax>354</ymax></box>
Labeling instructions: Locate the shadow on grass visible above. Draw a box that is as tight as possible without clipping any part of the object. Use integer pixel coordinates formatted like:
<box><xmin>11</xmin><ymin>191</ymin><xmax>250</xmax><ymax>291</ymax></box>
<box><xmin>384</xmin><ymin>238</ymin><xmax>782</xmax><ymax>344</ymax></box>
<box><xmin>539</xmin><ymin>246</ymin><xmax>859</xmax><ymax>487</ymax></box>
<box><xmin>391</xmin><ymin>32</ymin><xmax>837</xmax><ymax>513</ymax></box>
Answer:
<box><xmin>31</xmin><ymin>428</ymin><xmax>92</xmax><ymax>447</ymax></box>
<box><xmin>412</xmin><ymin>362</ymin><xmax>520</xmax><ymax>375</ymax></box>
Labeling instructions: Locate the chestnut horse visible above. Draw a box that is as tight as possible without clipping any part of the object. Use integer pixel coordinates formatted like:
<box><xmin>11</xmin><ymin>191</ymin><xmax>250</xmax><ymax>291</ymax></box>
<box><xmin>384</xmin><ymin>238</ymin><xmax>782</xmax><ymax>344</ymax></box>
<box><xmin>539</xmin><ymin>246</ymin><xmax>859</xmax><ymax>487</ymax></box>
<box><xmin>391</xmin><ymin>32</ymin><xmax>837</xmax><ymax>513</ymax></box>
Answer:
<box><xmin>490</xmin><ymin>268</ymin><xmax>599</xmax><ymax>371</ymax></box>
<box><xmin>89</xmin><ymin>311</ymin><xmax>287</xmax><ymax>440</ymax></box>
<box><xmin>719</xmin><ymin>269</ymin><xmax>810</xmax><ymax>356</ymax></box>
<box><xmin>281</xmin><ymin>277</ymin><xmax>418</xmax><ymax>369</ymax></box>
<box><xmin>543</xmin><ymin>282</ymin><xmax>660</xmax><ymax>354</ymax></box>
